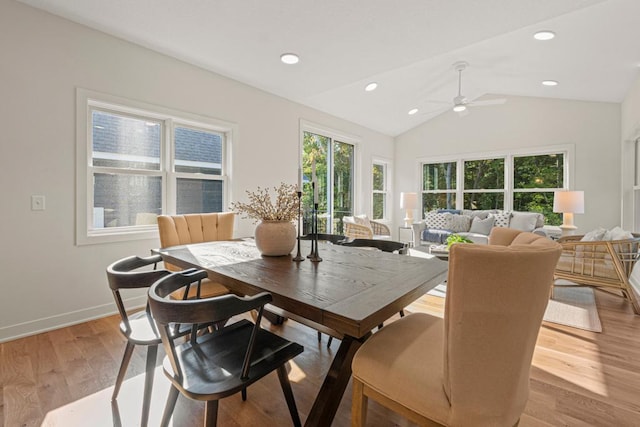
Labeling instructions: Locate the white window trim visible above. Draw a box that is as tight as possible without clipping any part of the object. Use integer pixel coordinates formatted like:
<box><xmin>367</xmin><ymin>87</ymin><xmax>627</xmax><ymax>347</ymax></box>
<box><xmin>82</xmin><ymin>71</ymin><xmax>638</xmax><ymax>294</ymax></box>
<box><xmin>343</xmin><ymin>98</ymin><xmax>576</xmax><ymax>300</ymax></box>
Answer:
<box><xmin>299</xmin><ymin>119</ymin><xmax>361</xmax><ymax>223</ymax></box>
<box><xmin>417</xmin><ymin>144</ymin><xmax>575</xmax><ymax>211</ymax></box>
<box><xmin>76</xmin><ymin>88</ymin><xmax>237</xmax><ymax>245</ymax></box>
<box><xmin>372</xmin><ymin>158</ymin><xmax>392</xmax><ymax>221</ymax></box>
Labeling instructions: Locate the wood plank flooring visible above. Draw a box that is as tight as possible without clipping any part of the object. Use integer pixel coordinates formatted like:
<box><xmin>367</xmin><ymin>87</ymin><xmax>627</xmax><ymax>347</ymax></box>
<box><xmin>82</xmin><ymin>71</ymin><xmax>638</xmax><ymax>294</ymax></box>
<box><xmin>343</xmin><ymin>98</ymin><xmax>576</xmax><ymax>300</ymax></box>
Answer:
<box><xmin>2</xmin><ymin>289</ymin><xmax>640</xmax><ymax>426</ymax></box>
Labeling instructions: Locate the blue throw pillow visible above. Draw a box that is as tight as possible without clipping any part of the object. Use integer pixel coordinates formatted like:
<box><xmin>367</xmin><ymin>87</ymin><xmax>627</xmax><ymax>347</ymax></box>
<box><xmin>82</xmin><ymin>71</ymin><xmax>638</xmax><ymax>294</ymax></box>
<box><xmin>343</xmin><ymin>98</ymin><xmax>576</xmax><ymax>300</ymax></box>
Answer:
<box><xmin>437</xmin><ymin>209</ymin><xmax>461</xmax><ymax>215</ymax></box>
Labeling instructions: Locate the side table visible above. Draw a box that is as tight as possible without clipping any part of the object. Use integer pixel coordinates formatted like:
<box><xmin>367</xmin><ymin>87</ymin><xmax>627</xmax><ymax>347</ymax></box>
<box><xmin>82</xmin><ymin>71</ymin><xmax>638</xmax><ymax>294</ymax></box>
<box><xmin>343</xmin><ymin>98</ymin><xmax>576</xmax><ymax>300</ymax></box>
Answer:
<box><xmin>398</xmin><ymin>226</ymin><xmax>414</xmax><ymax>247</ymax></box>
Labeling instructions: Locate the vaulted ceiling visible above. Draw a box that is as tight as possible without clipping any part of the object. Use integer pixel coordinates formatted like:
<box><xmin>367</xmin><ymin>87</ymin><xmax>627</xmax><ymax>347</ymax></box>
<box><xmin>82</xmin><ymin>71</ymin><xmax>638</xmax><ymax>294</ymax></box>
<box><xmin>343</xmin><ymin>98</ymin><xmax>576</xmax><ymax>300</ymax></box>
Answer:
<box><xmin>18</xmin><ymin>0</ymin><xmax>640</xmax><ymax>136</ymax></box>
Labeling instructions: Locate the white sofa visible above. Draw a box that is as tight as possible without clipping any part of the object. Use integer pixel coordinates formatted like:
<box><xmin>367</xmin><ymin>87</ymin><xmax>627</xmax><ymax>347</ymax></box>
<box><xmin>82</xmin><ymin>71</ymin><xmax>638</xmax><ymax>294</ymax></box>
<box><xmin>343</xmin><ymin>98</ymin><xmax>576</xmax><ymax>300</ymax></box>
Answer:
<box><xmin>412</xmin><ymin>209</ymin><xmax>557</xmax><ymax>247</ymax></box>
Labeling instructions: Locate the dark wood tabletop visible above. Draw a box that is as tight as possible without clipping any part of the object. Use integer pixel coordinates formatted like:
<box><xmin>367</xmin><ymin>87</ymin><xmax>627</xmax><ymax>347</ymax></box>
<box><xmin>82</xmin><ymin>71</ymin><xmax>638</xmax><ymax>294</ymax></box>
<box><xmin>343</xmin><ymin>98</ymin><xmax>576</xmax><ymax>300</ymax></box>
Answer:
<box><xmin>154</xmin><ymin>238</ymin><xmax>448</xmax><ymax>426</ymax></box>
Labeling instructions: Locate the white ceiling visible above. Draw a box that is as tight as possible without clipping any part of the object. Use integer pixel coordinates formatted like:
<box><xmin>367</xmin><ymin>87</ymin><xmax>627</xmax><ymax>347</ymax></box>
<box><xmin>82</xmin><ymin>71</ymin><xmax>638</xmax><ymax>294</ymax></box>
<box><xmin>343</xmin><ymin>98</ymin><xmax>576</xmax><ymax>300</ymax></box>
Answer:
<box><xmin>18</xmin><ymin>0</ymin><xmax>640</xmax><ymax>136</ymax></box>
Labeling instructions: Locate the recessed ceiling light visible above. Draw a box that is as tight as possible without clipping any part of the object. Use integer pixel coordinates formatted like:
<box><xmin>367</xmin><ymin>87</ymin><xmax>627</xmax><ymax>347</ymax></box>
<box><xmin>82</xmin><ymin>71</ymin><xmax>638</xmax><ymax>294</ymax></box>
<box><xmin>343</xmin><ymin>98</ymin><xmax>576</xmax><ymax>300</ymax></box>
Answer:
<box><xmin>280</xmin><ymin>53</ymin><xmax>299</xmax><ymax>65</ymax></box>
<box><xmin>408</xmin><ymin>108</ymin><xmax>418</xmax><ymax>115</ymax></box>
<box><xmin>452</xmin><ymin>104</ymin><xmax>467</xmax><ymax>113</ymax></box>
<box><xmin>365</xmin><ymin>82</ymin><xmax>378</xmax><ymax>92</ymax></box>
<box><xmin>542</xmin><ymin>80</ymin><xmax>558</xmax><ymax>86</ymax></box>
<box><xmin>534</xmin><ymin>30</ymin><xmax>555</xmax><ymax>41</ymax></box>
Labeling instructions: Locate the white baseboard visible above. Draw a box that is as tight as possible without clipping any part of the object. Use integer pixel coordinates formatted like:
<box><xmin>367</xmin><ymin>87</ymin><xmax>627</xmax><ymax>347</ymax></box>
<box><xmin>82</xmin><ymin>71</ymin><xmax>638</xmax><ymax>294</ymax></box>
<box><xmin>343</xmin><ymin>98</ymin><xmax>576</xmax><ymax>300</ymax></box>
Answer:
<box><xmin>0</xmin><ymin>295</ymin><xmax>147</xmax><ymax>343</ymax></box>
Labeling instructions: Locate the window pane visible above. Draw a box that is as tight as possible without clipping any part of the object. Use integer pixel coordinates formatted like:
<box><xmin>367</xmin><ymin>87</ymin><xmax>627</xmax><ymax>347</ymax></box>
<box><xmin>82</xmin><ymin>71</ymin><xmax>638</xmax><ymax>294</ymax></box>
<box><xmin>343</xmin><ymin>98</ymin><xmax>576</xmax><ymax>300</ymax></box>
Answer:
<box><xmin>373</xmin><ymin>164</ymin><xmax>384</xmax><ymax>191</ymax></box>
<box><xmin>513</xmin><ymin>192</ymin><xmax>561</xmax><ymax>225</ymax></box>
<box><xmin>463</xmin><ymin>192</ymin><xmax>504</xmax><ymax>210</ymax></box>
<box><xmin>176</xmin><ymin>178</ymin><xmax>223</xmax><ymax>214</ymax></box>
<box><xmin>422</xmin><ymin>193</ymin><xmax>456</xmax><ymax>213</ymax></box>
<box><xmin>93</xmin><ymin>173</ymin><xmax>161</xmax><ymax>228</ymax></box>
<box><xmin>174</xmin><ymin>127</ymin><xmax>223</xmax><ymax>175</ymax></box>
<box><xmin>373</xmin><ymin>193</ymin><xmax>385</xmax><ymax>220</ymax></box>
<box><xmin>423</xmin><ymin>162</ymin><xmax>456</xmax><ymax>191</ymax></box>
<box><xmin>92</xmin><ymin>110</ymin><xmax>161</xmax><ymax>170</ymax></box>
<box><xmin>513</xmin><ymin>154</ymin><xmax>564</xmax><ymax>189</ymax></box>
<box><xmin>333</xmin><ymin>140</ymin><xmax>354</xmax><ymax>233</ymax></box>
<box><xmin>464</xmin><ymin>158</ymin><xmax>504</xmax><ymax>189</ymax></box>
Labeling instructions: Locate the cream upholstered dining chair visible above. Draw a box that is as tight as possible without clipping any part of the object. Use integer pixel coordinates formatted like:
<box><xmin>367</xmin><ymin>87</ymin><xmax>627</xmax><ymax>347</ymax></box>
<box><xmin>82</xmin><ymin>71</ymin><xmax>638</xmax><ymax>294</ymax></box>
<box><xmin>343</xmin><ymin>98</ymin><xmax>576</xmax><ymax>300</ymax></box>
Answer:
<box><xmin>351</xmin><ymin>227</ymin><xmax>562</xmax><ymax>427</ymax></box>
<box><xmin>157</xmin><ymin>212</ymin><xmax>235</xmax><ymax>299</ymax></box>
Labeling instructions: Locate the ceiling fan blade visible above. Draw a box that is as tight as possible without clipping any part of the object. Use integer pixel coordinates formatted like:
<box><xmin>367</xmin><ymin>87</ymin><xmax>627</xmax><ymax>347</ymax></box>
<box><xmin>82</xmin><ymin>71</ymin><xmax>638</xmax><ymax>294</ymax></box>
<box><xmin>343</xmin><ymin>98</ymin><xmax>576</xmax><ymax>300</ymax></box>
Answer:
<box><xmin>469</xmin><ymin>98</ymin><xmax>507</xmax><ymax>107</ymax></box>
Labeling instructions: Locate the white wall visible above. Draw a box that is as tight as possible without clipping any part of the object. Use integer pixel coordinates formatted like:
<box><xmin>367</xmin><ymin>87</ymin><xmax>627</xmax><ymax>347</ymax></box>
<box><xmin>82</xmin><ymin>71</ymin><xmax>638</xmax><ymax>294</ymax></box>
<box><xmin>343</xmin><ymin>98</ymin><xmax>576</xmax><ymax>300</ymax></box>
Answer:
<box><xmin>394</xmin><ymin>95</ymin><xmax>621</xmax><ymax>233</ymax></box>
<box><xmin>621</xmin><ymin>73</ymin><xmax>640</xmax><ymax>230</ymax></box>
<box><xmin>0</xmin><ymin>1</ymin><xmax>394</xmax><ymax>341</ymax></box>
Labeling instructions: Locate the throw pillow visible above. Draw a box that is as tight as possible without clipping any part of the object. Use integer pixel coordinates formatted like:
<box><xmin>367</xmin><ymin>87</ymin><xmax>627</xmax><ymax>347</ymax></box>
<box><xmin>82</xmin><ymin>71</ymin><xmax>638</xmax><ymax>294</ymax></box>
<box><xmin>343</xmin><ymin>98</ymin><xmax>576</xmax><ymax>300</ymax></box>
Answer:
<box><xmin>468</xmin><ymin>216</ymin><xmax>495</xmax><ymax>235</ymax></box>
<box><xmin>605</xmin><ymin>226</ymin><xmax>633</xmax><ymax>241</ymax></box>
<box><xmin>354</xmin><ymin>214</ymin><xmax>371</xmax><ymax>229</ymax></box>
<box><xmin>489</xmin><ymin>211</ymin><xmax>511</xmax><ymax>228</ymax></box>
<box><xmin>462</xmin><ymin>209</ymin><xmax>490</xmax><ymax>220</ymax></box>
<box><xmin>446</xmin><ymin>213</ymin><xmax>472</xmax><ymax>233</ymax></box>
<box><xmin>509</xmin><ymin>212</ymin><xmax>540</xmax><ymax>232</ymax></box>
<box><xmin>581</xmin><ymin>227</ymin><xmax>608</xmax><ymax>242</ymax></box>
<box><xmin>425</xmin><ymin>212</ymin><xmax>450</xmax><ymax>229</ymax></box>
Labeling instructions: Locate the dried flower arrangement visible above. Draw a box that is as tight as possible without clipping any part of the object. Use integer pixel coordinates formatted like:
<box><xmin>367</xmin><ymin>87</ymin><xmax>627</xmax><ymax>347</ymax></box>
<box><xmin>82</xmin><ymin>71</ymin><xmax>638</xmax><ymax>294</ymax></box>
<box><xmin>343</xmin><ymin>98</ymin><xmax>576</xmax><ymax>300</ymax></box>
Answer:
<box><xmin>230</xmin><ymin>182</ymin><xmax>299</xmax><ymax>223</ymax></box>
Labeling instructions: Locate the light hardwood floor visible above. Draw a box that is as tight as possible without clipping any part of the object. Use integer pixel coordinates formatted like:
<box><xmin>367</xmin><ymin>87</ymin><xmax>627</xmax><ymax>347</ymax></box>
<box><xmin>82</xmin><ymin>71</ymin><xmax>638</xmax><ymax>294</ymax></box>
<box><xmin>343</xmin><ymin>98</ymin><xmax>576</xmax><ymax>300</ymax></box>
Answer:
<box><xmin>2</xmin><ymin>290</ymin><xmax>640</xmax><ymax>426</ymax></box>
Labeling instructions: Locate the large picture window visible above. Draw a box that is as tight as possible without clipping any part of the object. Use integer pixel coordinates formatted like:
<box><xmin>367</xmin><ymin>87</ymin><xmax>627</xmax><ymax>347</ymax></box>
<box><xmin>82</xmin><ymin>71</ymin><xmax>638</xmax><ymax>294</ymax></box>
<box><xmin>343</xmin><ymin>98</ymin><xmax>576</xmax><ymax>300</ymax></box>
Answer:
<box><xmin>421</xmin><ymin>148</ymin><xmax>569</xmax><ymax>225</ymax></box>
<box><xmin>301</xmin><ymin>123</ymin><xmax>357</xmax><ymax>234</ymax></box>
<box><xmin>77</xmin><ymin>90</ymin><xmax>233</xmax><ymax>244</ymax></box>
<box><xmin>372</xmin><ymin>161</ymin><xmax>388</xmax><ymax>220</ymax></box>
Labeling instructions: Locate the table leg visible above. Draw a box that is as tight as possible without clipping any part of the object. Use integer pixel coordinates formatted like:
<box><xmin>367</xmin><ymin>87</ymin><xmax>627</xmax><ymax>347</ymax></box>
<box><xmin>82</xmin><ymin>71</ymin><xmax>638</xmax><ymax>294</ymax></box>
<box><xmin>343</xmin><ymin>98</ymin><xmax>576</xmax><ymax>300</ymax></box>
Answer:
<box><xmin>304</xmin><ymin>333</ymin><xmax>370</xmax><ymax>427</ymax></box>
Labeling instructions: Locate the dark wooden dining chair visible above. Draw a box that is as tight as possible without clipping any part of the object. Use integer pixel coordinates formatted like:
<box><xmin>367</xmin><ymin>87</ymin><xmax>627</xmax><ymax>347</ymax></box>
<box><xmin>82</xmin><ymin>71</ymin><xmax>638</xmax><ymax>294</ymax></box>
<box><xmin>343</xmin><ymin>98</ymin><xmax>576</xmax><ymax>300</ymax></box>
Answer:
<box><xmin>148</xmin><ymin>269</ymin><xmax>304</xmax><ymax>427</ymax></box>
<box><xmin>106</xmin><ymin>254</ymin><xmax>192</xmax><ymax>427</ymax></box>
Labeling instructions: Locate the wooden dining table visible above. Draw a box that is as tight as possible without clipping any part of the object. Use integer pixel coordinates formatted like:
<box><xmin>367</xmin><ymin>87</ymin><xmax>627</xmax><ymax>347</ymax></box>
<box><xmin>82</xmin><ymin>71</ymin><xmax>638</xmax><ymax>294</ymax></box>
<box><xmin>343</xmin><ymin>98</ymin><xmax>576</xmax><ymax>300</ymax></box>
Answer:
<box><xmin>154</xmin><ymin>238</ymin><xmax>448</xmax><ymax>427</ymax></box>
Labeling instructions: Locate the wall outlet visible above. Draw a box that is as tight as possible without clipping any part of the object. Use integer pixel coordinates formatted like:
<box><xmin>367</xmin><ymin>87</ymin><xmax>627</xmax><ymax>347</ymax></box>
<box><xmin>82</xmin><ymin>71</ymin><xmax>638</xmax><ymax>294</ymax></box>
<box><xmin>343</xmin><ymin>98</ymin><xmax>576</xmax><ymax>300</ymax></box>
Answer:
<box><xmin>31</xmin><ymin>195</ymin><xmax>45</xmax><ymax>211</ymax></box>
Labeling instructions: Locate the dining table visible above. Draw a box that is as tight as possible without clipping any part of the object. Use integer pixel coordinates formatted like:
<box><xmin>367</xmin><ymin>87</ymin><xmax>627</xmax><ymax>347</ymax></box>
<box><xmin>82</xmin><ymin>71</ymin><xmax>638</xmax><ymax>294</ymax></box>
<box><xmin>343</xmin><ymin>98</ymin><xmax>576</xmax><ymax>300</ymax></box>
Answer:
<box><xmin>154</xmin><ymin>238</ymin><xmax>448</xmax><ymax>427</ymax></box>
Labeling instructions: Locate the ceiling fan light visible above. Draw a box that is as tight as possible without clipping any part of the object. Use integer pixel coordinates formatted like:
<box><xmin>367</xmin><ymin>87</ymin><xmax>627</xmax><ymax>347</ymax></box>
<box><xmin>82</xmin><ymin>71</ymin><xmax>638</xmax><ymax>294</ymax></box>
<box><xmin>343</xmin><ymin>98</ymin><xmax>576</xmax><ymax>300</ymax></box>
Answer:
<box><xmin>534</xmin><ymin>30</ymin><xmax>555</xmax><ymax>41</ymax></box>
<box><xmin>453</xmin><ymin>104</ymin><xmax>466</xmax><ymax>113</ymax></box>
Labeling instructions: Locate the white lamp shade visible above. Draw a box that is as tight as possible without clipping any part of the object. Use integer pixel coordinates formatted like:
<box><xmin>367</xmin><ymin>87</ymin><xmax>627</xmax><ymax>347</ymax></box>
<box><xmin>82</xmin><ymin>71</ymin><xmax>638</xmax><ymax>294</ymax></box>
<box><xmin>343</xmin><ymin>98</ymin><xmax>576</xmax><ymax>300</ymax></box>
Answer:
<box><xmin>400</xmin><ymin>192</ymin><xmax>418</xmax><ymax>209</ymax></box>
<box><xmin>553</xmin><ymin>191</ymin><xmax>584</xmax><ymax>214</ymax></box>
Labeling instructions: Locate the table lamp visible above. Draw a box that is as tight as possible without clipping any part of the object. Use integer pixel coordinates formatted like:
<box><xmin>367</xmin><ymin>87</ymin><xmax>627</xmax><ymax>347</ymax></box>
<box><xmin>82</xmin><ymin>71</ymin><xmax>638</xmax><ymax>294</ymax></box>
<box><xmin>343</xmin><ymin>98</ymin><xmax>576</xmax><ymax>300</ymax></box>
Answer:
<box><xmin>553</xmin><ymin>190</ymin><xmax>584</xmax><ymax>236</ymax></box>
<box><xmin>400</xmin><ymin>192</ymin><xmax>418</xmax><ymax>227</ymax></box>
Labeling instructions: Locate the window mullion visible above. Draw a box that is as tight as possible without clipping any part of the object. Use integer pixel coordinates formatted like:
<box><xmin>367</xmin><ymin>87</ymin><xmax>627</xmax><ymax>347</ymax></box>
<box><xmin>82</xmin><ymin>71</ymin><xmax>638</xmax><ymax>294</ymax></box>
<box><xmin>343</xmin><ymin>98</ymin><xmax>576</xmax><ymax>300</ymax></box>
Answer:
<box><xmin>164</xmin><ymin>118</ymin><xmax>175</xmax><ymax>215</ymax></box>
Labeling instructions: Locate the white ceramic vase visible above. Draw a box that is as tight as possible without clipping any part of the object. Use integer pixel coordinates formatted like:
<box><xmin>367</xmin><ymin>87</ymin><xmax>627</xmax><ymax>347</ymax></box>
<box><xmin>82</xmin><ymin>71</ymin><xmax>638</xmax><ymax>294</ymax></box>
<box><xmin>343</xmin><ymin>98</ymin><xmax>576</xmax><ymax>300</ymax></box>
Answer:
<box><xmin>254</xmin><ymin>220</ymin><xmax>296</xmax><ymax>256</ymax></box>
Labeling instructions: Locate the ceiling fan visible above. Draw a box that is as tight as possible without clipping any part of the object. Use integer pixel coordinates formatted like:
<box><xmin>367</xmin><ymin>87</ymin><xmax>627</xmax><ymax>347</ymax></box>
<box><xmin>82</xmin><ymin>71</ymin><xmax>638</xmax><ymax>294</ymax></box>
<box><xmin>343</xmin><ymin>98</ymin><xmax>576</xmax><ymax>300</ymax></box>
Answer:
<box><xmin>450</xmin><ymin>61</ymin><xmax>506</xmax><ymax>114</ymax></box>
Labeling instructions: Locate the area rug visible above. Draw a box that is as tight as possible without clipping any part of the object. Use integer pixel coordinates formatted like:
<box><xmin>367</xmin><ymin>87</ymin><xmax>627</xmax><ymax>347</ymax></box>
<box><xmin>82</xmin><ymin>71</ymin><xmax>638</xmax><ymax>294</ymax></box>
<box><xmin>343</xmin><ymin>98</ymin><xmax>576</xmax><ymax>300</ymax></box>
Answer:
<box><xmin>424</xmin><ymin>282</ymin><xmax>602</xmax><ymax>332</ymax></box>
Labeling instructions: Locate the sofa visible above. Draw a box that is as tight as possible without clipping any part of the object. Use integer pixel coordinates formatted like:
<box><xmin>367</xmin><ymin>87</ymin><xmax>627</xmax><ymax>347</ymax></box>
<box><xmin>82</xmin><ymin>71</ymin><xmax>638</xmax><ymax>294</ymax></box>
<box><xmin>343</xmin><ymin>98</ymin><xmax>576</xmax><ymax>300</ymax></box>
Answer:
<box><xmin>412</xmin><ymin>209</ymin><xmax>556</xmax><ymax>247</ymax></box>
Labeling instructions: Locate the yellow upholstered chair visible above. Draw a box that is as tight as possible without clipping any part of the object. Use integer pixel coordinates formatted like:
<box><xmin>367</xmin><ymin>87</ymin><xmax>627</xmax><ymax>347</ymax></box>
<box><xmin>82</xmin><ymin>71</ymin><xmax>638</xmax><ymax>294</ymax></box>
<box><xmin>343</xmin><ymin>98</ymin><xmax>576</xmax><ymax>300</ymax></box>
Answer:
<box><xmin>351</xmin><ymin>227</ymin><xmax>562</xmax><ymax>427</ymax></box>
<box><xmin>157</xmin><ymin>212</ymin><xmax>235</xmax><ymax>299</ymax></box>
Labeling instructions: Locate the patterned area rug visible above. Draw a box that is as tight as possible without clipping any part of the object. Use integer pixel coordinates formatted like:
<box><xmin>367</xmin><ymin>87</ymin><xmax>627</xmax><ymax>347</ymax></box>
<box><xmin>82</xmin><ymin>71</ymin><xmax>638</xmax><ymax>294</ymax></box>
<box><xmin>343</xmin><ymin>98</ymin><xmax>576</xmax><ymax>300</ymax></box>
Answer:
<box><xmin>423</xmin><ymin>281</ymin><xmax>602</xmax><ymax>332</ymax></box>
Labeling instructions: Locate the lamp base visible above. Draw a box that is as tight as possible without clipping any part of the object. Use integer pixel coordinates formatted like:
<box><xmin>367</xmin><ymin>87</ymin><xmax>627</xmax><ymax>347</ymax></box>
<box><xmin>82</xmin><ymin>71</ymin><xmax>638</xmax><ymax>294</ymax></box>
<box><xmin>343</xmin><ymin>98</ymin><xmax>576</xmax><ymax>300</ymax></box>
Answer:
<box><xmin>403</xmin><ymin>210</ymin><xmax>414</xmax><ymax>228</ymax></box>
<box><xmin>559</xmin><ymin>224</ymin><xmax>578</xmax><ymax>237</ymax></box>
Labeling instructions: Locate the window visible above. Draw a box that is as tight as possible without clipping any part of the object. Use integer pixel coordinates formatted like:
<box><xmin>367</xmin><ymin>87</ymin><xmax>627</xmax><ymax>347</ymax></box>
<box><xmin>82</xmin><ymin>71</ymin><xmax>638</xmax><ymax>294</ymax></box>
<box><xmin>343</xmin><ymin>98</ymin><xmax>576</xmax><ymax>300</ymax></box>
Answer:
<box><xmin>420</xmin><ymin>147</ymin><xmax>570</xmax><ymax>225</ymax></box>
<box><xmin>422</xmin><ymin>161</ymin><xmax>457</xmax><ymax>211</ymax></box>
<box><xmin>301</xmin><ymin>122</ymin><xmax>357</xmax><ymax>234</ymax></box>
<box><xmin>372</xmin><ymin>161</ymin><xmax>388</xmax><ymax>220</ymax></box>
<box><xmin>77</xmin><ymin>89</ymin><xmax>234</xmax><ymax>244</ymax></box>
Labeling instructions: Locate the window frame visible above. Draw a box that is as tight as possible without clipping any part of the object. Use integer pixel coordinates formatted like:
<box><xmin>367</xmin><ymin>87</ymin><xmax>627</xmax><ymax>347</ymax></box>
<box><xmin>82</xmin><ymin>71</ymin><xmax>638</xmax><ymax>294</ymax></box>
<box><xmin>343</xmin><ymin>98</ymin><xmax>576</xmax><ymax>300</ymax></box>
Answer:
<box><xmin>76</xmin><ymin>88</ymin><xmax>236</xmax><ymax>245</ymax></box>
<box><xmin>372</xmin><ymin>159</ymin><xmax>390</xmax><ymax>221</ymax></box>
<box><xmin>418</xmin><ymin>144</ymin><xmax>574</xmax><ymax>218</ymax></box>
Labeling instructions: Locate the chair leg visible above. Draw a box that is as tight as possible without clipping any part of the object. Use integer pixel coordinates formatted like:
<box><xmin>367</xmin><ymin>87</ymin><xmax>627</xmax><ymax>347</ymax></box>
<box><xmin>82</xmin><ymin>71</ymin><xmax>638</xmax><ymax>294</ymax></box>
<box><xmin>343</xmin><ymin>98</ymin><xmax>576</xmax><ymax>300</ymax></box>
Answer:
<box><xmin>160</xmin><ymin>385</ymin><xmax>180</xmax><ymax>427</ymax></box>
<box><xmin>327</xmin><ymin>336</ymin><xmax>333</xmax><ymax>347</ymax></box>
<box><xmin>141</xmin><ymin>344</ymin><xmax>158</xmax><ymax>427</ymax></box>
<box><xmin>205</xmin><ymin>400</ymin><xmax>219</xmax><ymax>427</ymax></box>
<box><xmin>277</xmin><ymin>365</ymin><xmax>302</xmax><ymax>427</ymax></box>
<box><xmin>399</xmin><ymin>309</ymin><xmax>405</xmax><ymax>317</ymax></box>
<box><xmin>241</xmin><ymin>387</ymin><xmax>247</xmax><ymax>401</ymax></box>
<box><xmin>317</xmin><ymin>331</ymin><xmax>322</xmax><ymax>342</ymax></box>
<box><xmin>112</xmin><ymin>341</ymin><xmax>135</xmax><ymax>400</ymax></box>
<box><xmin>351</xmin><ymin>378</ymin><xmax>367</xmax><ymax>427</ymax></box>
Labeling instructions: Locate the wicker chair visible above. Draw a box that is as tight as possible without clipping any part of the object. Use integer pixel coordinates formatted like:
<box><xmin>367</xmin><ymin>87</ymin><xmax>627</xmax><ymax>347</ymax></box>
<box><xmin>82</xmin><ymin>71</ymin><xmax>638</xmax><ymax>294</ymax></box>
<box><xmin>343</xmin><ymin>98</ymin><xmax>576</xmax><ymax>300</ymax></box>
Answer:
<box><xmin>554</xmin><ymin>234</ymin><xmax>640</xmax><ymax>314</ymax></box>
<box><xmin>342</xmin><ymin>215</ymin><xmax>391</xmax><ymax>239</ymax></box>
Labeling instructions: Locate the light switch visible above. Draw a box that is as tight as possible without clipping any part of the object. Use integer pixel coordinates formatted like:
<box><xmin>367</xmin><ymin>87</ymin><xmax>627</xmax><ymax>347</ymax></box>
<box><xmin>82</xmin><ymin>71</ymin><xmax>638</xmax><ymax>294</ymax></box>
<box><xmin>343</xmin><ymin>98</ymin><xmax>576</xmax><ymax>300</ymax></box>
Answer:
<box><xmin>31</xmin><ymin>195</ymin><xmax>45</xmax><ymax>211</ymax></box>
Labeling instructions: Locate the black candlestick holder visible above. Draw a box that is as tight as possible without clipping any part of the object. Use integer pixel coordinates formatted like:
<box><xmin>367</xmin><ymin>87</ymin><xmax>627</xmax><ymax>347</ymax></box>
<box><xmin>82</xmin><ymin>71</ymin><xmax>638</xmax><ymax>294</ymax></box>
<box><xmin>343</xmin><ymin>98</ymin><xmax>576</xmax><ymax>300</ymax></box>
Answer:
<box><xmin>309</xmin><ymin>202</ymin><xmax>322</xmax><ymax>262</ymax></box>
<box><xmin>292</xmin><ymin>191</ymin><xmax>305</xmax><ymax>262</ymax></box>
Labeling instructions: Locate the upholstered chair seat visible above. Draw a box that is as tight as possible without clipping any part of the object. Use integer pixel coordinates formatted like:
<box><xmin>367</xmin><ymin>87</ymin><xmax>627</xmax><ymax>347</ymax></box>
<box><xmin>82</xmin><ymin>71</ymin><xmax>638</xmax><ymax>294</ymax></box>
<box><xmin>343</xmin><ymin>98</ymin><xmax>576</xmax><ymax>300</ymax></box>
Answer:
<box><xmin>351</xmin><ymin>227</ymin><xmax>562</xmax><ymax>427</ymax></box>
